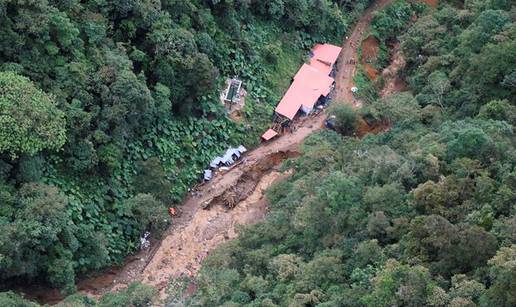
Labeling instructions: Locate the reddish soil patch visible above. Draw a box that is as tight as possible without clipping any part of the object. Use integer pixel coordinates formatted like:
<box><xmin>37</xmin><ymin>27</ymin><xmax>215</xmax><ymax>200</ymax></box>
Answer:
<box><xmin>380</xmin><ymin>43</ymin><xmax>407</xmax><ymax>98</ymax></box>
<box><xmin>362</xmin><ymin>36</ymin><xmax>380</xmax><ymax>62</ymax></box>
<box><xmin>356</xmin><ymin>118</ymin><xmax>390</xmax><ymax>138</ymax></box>
<box><xmin>419</xmin><ymin>0</ymin><xmax>438</xmax><ymax>8</ymax></box>
<box><xmin>361</xmin><ymin>35</ymin><xmax>380</xmax><ymax>80</ymax></box>
<box><xmin>364</xmin><ymin>64</ymin><xmax>379</xmax><ymax>80</ymax></box>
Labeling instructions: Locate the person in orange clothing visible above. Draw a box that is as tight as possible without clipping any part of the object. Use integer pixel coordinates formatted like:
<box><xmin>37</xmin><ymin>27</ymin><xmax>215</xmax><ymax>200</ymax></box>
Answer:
<box><xmin>168</xmin><ymin>207</ymin><xmax>177</xmax><ymax>217</ymax></box>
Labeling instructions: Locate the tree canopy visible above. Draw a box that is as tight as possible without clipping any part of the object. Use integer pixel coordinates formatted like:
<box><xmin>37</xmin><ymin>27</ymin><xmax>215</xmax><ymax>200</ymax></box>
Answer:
<box><xmin>0</xmin><ymin>71</ymin><xmax>66</xmax><ymax>156</ymax></box>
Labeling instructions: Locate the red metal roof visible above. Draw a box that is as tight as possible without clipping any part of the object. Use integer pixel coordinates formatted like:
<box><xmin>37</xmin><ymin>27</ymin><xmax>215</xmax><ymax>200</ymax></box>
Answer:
<box><xmin>309</xmin><ymin>59</ymin><xmax>333</xmax><ymax>76</ymax></box>
<box><xmin>275</xmin><ymin>65</ymin><xmax>335</xmax><ymax>120</ymax></box>
<box><xmin>294</xmin><ymin>64</ymin><xmax>335</xmax><ymax>97</ymax></box>
<box><xmin>275</xmin><ymin>81</ymin><xmax>322</xmax><ymax>120</ymax></box>
<box><xmin>309</xmin><ymin>43</ymin><xmax>342</xmax><ymax>75</ymax></box>
<box><xmin>261</xmin><ymin>129</ymin><xmax>278</xmax><ymax>141</ymax></box>
<box><xmin>274</xmin><ymin>43</ymin><xmax>341</xmax><ymax>120</ymax></box>
<box><xmin>311</xmin><ymin>43</ymin><xmax>342</xmax><ymax>66</ymax></box>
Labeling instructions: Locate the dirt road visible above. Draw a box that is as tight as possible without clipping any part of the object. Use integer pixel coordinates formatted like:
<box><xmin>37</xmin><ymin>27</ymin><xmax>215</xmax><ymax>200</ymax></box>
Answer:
<box><xmin>333</xmin><ymin>0</ymin><xmax>394</xmax><ymax>107</ymax></box>
<box><xmin>34</xmin><ymin>0</ymin><xmax>395</xmax><ymax>304</ymax></box>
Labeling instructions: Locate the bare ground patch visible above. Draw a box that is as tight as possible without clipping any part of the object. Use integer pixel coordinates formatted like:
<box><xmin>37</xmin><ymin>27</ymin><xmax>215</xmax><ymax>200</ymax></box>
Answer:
<box><xmin>361</xmin><ymin>35</ymin><xmax>380</xmax><ymax>80</ymax></box>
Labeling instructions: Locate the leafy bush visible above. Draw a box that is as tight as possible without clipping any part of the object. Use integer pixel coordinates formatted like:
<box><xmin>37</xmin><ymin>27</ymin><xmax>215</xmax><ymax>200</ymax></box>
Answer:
<box><xmin>98</xmin><ymin>283</ymin><xmax>156</xmax><ymax>307</ymax></box>
<box><xmin>0</xmin><ymin>292</ymin><xmax>39</xmax><ymax>307</ymax></box>
<box><xmin>330</xmin><ymin>104</ymin><xmax>359</xmax><ymax>135</ymax></box>
<box><xmin>0</xmin><ymin>71</ymin><xmax>66</xmax><ymax>156</ymax></box>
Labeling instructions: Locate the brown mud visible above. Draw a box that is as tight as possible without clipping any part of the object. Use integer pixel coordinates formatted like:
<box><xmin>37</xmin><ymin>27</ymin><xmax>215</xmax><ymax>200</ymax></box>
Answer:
<box><xmin>356</xmin><ymin>118</ymin><xmax>391</xmax><ymax>138</ymax></box>
<box><xmin>361</xmin><ymin>35</ymin><xmax>381</xmax><ymax>80</ymax></box>
<box><xmin>207</xmin><ymin>151</ymin><xmax>300</xmax><ymax>210</ymax></box>
<box><xmin>421</xmin><ymin>0</ymin><xmax>439</xmax><ymax>8</ymax></box>
<box><xmin>380</xmin><ymin>42</ymin><xmax>408</xmax><ymax>98</ymax></box>
<box><xmin>333</xmin><ymin>0</ymin><xmax>395</xmax><ymax>108</ymax></box>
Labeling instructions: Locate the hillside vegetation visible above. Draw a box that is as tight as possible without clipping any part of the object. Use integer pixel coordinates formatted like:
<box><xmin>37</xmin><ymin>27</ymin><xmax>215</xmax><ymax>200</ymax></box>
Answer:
<box><xmin>1</xmin><ymin>0</ymin><xmax>515</xmax><ymax>306</ymax></box>
<box><xmin>0</xmin><ymin>0</ymin><xmax>372</xmax><ymax>293</ymax></box>
<box><xmin>186</xmin><ymin>0</ymin><xmax>516</xmax><ymax>306</ymax></box>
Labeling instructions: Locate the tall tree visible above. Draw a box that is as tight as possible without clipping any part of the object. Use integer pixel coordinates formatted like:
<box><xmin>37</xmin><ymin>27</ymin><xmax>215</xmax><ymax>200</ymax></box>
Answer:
<box><xmin>0</xmin><ymin>71</ymin><xmax>66</xmax><ymax>156</ymax></box>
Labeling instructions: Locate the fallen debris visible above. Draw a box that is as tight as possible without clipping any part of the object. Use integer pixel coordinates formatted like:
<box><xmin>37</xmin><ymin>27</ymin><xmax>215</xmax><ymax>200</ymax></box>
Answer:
<box><xmin>168</xmin><ymin>207</ymin><xmax>177</xmax><ymax>217</ymax></box>
<box><xmin>203</xmin><ymin>150</ymin><xmax>299</xmax><ymax>210</ymax></box>
<box><xmin>140</xmin><ymin>232</ymin><xmax>151</xmax><ymax>250</ymax></box>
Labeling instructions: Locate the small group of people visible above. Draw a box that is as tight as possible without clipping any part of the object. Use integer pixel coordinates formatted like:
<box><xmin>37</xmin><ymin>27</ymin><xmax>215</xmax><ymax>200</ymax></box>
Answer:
<box><xmin>284</xmin><ymin>124</ymin><xmax>296</xmax><ymax>134</ymax></box>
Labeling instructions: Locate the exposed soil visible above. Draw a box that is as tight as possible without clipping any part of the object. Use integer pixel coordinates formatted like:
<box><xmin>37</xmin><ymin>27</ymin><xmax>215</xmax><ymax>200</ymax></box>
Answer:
<box><xmin>364</xmin><ymin>64</ymin><xmax>379</xmax><ymax>81</ymax></box>
<box><xmin>333</xmin><ymin>0</ymin><xmax>395</xmax><ymax>108</ymax></box>
<box><xmin>75</xmin><ymin>148</ymin><xmax>302</xmax><ymax>302</ymax></box>
<box><xmin>27</xmin><ymin>1</ymin><xmax>397</xmax><ymax>305</ymax></box>
<box><xmin>229</xmin><ymin>109</ymin><xmax>244</xmax><ymax>122</ymax></box>
<box><xmin>206</xmin><ymin>151</ymin><xmax>300</xmax><ymax>210</ymax></box>
<box><xmin>356</xmin><ymin>118</ymin><xmax>391</xmax><ymax>138</ymax></box>
<box><xmin>361</xmin><ymin>35</ymin><xmax>380</xmax><ymax>80</ymax></box>
<box><xmin>420</xmin><ymin>0</ymin><xmax>439</xmax><ymax>8</ymax></box>
<box><xmin>143</xmin><ymin>169</ymin><xmax>294</xmax><ymax>299</ymax></box>
<box><xmin>380</xmin><ymin>43</ymin><xmax>408</xmax><ymax>98</ymax></box>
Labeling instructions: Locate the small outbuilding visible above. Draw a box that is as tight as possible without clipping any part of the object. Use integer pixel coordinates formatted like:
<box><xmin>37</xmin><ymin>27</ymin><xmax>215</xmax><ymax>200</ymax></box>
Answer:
<box><xmin>261</xmin><ymin>129</ymin><xmax>278</xmax><ymax>141</ymax></box>
<box><xmin>222</xmin><ymin>78</ymin><xmax>243</xmax><ymax>104</ymax></box>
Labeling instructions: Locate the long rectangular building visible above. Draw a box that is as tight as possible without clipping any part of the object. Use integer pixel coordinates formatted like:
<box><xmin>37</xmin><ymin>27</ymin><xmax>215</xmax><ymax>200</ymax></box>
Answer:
<box><xmin>261</xmin><ymin>43</ymin><xmax>342</xmax><ymax>141</ymax></box>
<box><xmin>274</xmin><ymin>43</ymin><xmax>342</xmax><ymax>120</ymax></box>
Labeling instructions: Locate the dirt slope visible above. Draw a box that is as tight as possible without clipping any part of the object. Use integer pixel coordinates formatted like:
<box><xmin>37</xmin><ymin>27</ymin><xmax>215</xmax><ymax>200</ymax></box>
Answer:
<box><xmin>35</xmin><ymin>0</ymin><xmax>395</xmax><ymax>304</ymax></box>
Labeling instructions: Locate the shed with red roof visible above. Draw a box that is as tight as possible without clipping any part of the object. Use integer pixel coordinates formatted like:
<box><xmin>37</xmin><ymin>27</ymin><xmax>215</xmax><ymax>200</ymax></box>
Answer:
<box><xmin>261</xmin><ymin>129</ymin><xmax>278</xmax><ymax>141</ymax></box>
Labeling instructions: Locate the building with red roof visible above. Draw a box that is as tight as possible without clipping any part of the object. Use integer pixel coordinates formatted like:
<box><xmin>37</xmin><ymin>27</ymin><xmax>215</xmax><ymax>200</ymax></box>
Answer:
<box><xmin>275</xmin><ymin>64</ymin><xmax>335</xmax><ymax>120</ymax></box>
<box><xmin>261</xmin><ymin>128</ymin><xmax>278</xmax><ymax>141</ymax></box>
<box><xmin>309</xmin><ymin>43</ymin><xmax>343</xmax><ymax>75</ymax></box>
<box><xmin>294</xmin><ymin>64</ymin><xmax>335</xmax><ymax>97</ymax></box>
<box><xmin>261</xmin><ymin>43</ymin><xmax>341</xmax><ymax>141</ymax></box>
<box><xmin>274</xmin><ymin>43</ymin><xmax>342</xmax><ymax>120</ymax></box>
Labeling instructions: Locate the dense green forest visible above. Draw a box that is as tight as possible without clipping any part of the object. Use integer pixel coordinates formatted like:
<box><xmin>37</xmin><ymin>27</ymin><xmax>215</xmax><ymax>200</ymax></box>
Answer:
<box><xmin>1</xmin><ymin>0</ymin><xmax>515</xmax><ymax>306</ymax></box>
<box><xmin>183</xmin><ymin>0</ymin><xmax>515</xmax><ymax>306</ymax></box>
<box><xmin>0</xmin><ymin>0</ymin><xmax>374</xmax><ymax>294</ymax></box>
